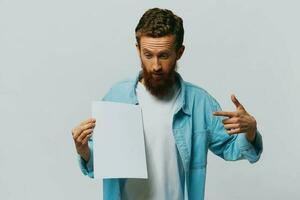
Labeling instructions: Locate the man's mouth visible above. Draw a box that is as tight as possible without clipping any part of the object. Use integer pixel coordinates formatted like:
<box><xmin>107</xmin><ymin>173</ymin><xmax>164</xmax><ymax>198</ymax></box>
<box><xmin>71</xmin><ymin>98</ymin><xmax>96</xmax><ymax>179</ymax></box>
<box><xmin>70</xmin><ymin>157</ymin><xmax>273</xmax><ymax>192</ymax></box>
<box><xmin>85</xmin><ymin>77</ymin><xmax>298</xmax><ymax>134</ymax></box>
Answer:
<box><xmin>152</xmin><ymin>73</ymin><xmax>163</xmax><ymax>79</ymax></box>
<box><xmin>152</xmin><ymin>73</ymin><xmax>163</xmax><ymax>77</ymax></box>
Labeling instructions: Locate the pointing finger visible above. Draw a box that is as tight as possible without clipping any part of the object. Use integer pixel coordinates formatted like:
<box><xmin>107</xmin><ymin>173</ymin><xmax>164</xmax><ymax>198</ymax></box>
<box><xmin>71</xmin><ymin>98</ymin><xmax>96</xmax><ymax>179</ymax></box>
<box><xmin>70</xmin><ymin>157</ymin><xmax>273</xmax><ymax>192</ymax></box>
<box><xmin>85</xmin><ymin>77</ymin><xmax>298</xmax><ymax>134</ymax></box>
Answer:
<box><xmin>213</xmin><ymin>111</ymin><xmax>236</xmax><ymax>117</ymax></box>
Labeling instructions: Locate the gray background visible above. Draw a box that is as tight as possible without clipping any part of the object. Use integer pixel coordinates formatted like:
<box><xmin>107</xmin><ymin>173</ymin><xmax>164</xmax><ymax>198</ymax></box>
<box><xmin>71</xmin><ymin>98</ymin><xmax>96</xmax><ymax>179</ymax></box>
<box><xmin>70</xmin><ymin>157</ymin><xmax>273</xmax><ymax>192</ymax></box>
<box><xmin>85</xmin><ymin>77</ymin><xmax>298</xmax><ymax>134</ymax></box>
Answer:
<box><xmin>0</xmin><ymin>0</ymin><xmax>299</xmax><ymax>199</ymax></box>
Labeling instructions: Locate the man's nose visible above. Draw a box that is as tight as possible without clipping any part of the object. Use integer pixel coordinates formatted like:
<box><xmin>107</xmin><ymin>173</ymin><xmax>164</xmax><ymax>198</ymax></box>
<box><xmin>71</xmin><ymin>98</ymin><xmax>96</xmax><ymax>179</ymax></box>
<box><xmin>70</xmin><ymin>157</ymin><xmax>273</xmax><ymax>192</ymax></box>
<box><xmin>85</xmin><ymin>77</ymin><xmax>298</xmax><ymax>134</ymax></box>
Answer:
<box><xmin>153</xmin><ymin>58</ymin><xmax>162</xmax><ymax>72</ymax></box>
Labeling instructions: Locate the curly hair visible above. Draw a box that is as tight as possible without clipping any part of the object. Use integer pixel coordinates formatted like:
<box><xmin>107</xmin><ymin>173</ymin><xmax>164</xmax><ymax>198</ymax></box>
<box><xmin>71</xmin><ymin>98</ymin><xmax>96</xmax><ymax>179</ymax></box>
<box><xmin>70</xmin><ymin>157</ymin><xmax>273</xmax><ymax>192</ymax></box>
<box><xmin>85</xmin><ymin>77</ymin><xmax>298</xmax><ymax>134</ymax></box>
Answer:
<box><xmin>135</xmin><ymin>8</ymin><xmax>184</xmax><ymax>50</ymax></box>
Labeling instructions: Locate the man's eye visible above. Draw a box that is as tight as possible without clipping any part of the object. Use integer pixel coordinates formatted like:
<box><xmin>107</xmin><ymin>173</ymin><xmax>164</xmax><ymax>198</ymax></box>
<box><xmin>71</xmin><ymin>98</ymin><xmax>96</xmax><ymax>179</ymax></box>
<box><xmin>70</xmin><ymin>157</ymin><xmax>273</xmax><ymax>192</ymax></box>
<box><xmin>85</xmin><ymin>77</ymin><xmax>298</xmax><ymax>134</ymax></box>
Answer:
<box><xmin>144</xmin><ymin>54</ymin><xmax>152</xmax><ymax>59</ymax></box>
<box><xmin>160</xmin><ymin>54</ymin><xmax>169</xmax><ymax>59</ymax></box>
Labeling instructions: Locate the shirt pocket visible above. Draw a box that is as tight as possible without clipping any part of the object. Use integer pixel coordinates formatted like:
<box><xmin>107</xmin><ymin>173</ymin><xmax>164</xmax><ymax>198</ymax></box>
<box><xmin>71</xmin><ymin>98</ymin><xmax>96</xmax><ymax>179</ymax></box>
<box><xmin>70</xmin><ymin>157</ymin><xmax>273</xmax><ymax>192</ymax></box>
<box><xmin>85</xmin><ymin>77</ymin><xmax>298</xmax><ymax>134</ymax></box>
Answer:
<box><xmin>190</xmin><ymin>129</ymin><xmax>208</xmax><ymax>169</ymax></box>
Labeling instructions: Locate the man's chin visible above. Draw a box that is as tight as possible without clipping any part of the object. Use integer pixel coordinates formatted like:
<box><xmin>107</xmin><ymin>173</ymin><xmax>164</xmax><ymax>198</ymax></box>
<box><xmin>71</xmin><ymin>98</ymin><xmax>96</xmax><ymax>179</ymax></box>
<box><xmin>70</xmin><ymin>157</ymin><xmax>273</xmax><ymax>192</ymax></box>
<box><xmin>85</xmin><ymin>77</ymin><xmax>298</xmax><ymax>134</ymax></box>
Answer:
<box><xmin>150</xmin><ymin>78</ymin><xmax>165</xmax><ymax>86</ymax></box>
<box><xmin>144</xmin><ymin>78</ymin><xmax>174</xmax><ymax>98</ymax></box>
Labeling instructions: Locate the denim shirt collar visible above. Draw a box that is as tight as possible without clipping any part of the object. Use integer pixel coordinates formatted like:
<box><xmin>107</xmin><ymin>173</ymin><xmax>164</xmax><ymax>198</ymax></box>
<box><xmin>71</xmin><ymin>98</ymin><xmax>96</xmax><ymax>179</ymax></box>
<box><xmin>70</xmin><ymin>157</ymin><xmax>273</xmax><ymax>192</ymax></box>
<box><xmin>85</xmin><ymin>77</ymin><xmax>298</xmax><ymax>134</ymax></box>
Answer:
<box><xmin>129</xmin><ymin>70</ymin><xmax>191</xmax><ymax>116</ymax></box>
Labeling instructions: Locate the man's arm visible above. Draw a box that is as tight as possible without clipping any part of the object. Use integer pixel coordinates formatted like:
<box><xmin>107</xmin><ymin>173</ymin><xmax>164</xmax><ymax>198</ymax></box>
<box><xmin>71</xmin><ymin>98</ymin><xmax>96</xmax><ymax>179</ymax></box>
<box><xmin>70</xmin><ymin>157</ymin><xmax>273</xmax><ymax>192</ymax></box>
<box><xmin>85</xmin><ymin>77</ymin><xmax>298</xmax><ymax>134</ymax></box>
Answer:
<box><xmin>77</xmin><ymin>137</ymin><xmax>94</xmax><ymax>178</ymax></box>
<box><xmin>208</xmin><ymin>95</ymin><xmax>263</xmax><ymax>163</ymax></box>
<box><xmin>72</xmin><ymin>118</ymin><xmax>95</xmax><ymax>178</ymax></box>
<box><xmin>74</xmin><ymin>85</ymin><xmax>115</xmax><ymax>178</ymax></box>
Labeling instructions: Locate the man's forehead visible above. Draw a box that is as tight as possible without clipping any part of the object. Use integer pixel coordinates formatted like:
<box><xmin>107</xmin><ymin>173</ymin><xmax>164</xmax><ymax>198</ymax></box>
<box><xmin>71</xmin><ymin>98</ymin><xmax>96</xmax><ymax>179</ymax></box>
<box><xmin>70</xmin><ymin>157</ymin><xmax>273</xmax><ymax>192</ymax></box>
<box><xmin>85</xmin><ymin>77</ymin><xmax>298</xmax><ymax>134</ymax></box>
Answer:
<box><xmin>139</xmin><ymin>35</ymin><xmax>176</xmax><ymax>52</ymax></box>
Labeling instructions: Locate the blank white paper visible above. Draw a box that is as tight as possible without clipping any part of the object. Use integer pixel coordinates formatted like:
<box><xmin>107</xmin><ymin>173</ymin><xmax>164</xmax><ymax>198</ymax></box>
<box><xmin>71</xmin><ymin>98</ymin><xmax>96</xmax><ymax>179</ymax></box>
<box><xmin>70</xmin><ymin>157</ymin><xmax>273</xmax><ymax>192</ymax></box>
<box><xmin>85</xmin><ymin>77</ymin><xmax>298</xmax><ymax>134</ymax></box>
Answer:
<box><xmin>92</xmin><ymin>101</ymin><xmax>148</xmax><ymax>179</ymax></box>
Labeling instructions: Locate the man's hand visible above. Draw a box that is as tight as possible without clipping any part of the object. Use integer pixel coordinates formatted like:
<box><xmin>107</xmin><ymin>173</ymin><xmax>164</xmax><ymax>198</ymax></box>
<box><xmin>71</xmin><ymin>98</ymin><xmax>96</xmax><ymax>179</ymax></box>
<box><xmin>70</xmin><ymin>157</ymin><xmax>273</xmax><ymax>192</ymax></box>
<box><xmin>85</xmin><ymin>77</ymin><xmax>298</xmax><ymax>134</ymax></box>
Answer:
<box><xmin>72</xmin><ymin>118</ymin><xmax>96</xmax><ymax>162</ymax></box>
<box><xmin>213</xmin><ymin>95</ymin><xmax>257</xmax><ymax>142</ymax></box>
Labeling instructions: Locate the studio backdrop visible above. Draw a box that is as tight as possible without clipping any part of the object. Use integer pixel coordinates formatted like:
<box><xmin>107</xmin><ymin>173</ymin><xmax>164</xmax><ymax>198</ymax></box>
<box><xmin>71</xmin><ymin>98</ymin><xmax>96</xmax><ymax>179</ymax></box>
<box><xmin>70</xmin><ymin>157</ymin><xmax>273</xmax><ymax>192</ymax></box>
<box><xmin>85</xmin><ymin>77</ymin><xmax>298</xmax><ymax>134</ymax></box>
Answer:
<box><xmin>0</xmin><ymin>0</ymin><xmax>299</xmax><ymax>199</ymax></box>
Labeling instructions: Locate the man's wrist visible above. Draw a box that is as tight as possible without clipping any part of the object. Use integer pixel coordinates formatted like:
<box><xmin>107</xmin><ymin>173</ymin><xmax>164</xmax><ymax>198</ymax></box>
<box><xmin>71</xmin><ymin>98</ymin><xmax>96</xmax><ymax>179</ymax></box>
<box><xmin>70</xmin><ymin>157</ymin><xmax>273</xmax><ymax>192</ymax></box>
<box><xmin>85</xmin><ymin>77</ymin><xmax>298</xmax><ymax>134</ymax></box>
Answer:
<box><xmin>246</xmin><ymin>129</ymin><xmax>257</xmax><ymax>143</ymax></box>
<box><xmin>78</xmin><ymin>148</ymin><xmax>90</xmax><ymax>163</ymax></box>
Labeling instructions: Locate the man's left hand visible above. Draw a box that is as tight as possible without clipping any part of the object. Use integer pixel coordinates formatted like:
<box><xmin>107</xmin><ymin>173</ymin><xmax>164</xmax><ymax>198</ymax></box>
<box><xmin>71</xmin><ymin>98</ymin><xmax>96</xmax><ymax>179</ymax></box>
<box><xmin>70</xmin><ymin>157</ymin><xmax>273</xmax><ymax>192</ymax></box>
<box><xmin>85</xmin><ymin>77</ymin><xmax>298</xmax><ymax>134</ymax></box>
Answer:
<box><xmin>213</xmin><ymin>95</ymin><xmax>257</xmax><ymax>142</ymax></box>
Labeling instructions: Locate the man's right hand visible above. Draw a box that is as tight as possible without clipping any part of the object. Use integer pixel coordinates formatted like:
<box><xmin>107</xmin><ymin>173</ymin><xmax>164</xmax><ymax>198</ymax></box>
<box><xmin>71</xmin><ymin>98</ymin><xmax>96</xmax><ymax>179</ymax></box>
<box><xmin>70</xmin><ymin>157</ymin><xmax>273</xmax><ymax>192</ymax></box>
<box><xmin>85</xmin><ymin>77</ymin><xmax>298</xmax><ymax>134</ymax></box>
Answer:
<box><xmin>72</xmin><ymin>118</ymin><xmax>96</xmax><ymax>162</ymax></box>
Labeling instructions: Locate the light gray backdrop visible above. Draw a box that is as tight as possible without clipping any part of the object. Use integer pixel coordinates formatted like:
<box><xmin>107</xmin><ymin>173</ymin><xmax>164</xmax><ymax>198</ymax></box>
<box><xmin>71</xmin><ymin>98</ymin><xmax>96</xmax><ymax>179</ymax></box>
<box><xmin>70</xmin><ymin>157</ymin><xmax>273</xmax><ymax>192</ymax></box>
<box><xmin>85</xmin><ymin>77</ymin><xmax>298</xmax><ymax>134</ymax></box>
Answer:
<box><xmin>1</xmin><ymin>0</ymin><xmax>299</xmax><ymax>199</ymax></box>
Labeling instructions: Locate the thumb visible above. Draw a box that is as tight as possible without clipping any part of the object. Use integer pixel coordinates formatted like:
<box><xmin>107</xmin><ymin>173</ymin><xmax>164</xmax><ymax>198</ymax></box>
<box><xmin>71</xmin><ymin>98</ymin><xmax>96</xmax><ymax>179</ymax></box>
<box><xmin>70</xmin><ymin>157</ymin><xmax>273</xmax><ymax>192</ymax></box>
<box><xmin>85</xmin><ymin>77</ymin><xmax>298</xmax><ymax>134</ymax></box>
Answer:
<box><xmin>231</xmin><ymin>94</ymin><xmax>245</xmax><ymax>110</ymax></box>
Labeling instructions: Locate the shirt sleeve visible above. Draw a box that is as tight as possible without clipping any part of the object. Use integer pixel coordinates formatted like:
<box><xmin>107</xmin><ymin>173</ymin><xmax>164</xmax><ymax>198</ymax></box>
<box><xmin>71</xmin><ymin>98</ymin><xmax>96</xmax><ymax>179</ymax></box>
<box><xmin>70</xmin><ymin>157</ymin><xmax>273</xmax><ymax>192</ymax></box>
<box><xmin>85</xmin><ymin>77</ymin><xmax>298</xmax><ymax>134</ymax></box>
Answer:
<box><xmin>207</xmin><ymin>96</ymin><xmax>263</xmax><ymax>163</ymax></box>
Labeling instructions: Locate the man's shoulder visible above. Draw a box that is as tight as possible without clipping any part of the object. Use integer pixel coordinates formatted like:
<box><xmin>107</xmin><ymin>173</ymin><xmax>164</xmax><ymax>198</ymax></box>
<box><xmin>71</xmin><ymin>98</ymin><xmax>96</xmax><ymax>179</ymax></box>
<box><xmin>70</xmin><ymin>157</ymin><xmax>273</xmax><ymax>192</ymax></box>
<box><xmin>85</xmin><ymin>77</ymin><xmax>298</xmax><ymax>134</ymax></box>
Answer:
<box><xmin>102</xmin><ymin>77</ymin><xmax>136</xmax><ymax>100</ymax></box>
<box><xmin>106</xmin><ymin>78</ymin><xmax>135</xmax><ymax>96</ymax></box>
<box><xmin>182</xmin><ymin>80</ymin><xmax>220</xmax><ymax>106</ymax></box>
<box><xmin>183</xmin><ymin>80</ymin><xmax>211</xmax><ymax>97</ymax></box>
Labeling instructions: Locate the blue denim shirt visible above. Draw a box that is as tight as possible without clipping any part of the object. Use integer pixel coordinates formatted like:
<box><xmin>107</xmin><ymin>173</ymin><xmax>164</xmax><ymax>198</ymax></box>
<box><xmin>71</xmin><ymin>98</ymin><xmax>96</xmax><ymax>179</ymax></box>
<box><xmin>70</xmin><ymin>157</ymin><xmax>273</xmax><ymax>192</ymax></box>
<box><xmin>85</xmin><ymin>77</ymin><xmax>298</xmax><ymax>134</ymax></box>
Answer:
<box><xmin>78</xmin><ymin>71</ymin><xmax>263</xmax><ymax>200</ymax></box>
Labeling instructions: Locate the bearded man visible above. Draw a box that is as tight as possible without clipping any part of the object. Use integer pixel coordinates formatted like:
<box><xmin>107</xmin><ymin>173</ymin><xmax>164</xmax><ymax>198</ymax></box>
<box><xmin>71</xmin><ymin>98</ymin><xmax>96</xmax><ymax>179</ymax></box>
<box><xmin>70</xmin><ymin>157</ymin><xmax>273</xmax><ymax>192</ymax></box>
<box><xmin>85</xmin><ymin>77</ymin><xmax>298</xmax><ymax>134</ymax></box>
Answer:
<box><xmin>72</xmin><ymin>7</ymin><xmax>263</xmax><ymax>200</ymax></box>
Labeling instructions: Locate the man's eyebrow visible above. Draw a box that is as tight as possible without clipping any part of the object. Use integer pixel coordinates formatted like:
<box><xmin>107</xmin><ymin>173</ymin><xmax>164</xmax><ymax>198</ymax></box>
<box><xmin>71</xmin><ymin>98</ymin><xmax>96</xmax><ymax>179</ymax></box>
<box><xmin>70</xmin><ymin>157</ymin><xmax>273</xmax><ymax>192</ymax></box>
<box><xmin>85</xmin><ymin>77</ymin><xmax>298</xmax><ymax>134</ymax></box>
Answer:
<box><xmin>142</xmin><ymin>48</ymin><xmax>171</xmax><ymax>54</ymax></box>
<box><xmin>142</xmin><ymin>48</ymin><xmax>152</xmax><ymax>53</ymax></box>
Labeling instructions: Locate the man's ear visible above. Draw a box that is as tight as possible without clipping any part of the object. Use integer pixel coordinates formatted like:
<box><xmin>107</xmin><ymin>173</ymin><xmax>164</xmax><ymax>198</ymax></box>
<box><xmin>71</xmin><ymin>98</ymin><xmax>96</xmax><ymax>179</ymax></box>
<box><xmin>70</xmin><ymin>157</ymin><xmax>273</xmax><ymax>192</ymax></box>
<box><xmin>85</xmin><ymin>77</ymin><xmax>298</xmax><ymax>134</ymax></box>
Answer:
<box><xmin>135</xmin><ymin>43</ymin><xmax>141</xmax><ymax>57</ymax></box>
<box><xmin>176</xmin><ymin>45</ymin><xmax>185</xmax><ymax>60</ymax></box>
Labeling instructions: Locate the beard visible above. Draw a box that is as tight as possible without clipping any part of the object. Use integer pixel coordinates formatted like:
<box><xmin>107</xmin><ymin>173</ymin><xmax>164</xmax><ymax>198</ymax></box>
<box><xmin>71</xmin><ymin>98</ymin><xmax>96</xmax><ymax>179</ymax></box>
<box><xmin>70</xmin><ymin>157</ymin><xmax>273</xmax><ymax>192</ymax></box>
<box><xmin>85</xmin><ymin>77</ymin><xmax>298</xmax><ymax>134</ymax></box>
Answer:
<box><xmin>141</xmin><ymin>62</ymin><xmax>178</xmax><ymax>99</ymax></box>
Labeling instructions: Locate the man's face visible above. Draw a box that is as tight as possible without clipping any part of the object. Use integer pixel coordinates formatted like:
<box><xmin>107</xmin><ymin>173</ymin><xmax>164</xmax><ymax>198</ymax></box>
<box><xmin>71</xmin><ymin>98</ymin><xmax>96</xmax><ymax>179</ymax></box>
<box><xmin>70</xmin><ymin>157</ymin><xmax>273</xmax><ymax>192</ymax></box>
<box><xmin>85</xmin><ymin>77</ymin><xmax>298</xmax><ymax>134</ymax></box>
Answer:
<box><xmin>136</xmin><ymin>35</ymin><xmax>184</xmax><ymax>98</ymax></box>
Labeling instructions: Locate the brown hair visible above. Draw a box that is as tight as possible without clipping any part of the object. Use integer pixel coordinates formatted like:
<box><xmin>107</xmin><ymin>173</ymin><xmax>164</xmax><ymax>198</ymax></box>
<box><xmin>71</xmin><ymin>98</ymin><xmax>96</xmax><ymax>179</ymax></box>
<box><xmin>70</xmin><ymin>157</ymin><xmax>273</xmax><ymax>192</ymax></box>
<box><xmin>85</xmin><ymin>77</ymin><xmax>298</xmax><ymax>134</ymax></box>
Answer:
<box><xmin>135</xmin><ymin>8</ymin><xmax>184</xmax><ymax>50</ymax></box>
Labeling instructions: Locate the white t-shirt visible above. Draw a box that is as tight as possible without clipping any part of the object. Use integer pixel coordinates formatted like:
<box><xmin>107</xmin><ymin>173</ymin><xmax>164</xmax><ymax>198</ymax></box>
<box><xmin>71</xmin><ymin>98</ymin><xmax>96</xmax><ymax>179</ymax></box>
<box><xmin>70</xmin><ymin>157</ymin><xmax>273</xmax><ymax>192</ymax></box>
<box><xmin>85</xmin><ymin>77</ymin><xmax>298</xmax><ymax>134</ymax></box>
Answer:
<box><xmin>121</xmin><ymin>81</ymin><xmax>184</xmax><ymax>200</ymax></box>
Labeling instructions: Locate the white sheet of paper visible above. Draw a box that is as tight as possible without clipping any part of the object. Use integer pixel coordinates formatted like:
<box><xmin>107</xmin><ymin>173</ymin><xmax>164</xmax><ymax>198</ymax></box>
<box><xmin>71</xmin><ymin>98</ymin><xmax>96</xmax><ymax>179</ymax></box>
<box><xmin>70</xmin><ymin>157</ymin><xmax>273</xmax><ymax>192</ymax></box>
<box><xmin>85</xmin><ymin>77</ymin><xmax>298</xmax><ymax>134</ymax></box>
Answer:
<box><xmin>92</xmin><ymin>101</ymin><xmax>148</xmax><ymax>179</ymax></box>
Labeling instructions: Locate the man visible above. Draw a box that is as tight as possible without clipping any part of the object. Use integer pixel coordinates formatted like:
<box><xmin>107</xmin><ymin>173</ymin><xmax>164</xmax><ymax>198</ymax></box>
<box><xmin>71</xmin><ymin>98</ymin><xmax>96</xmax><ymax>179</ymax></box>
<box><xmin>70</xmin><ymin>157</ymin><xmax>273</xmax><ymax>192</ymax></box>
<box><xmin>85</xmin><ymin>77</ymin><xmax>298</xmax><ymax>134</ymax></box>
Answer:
<box><xmin>72</xmin><ymin>8</ymin><xmax>263</xmax><ymax>200</ymax></box>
